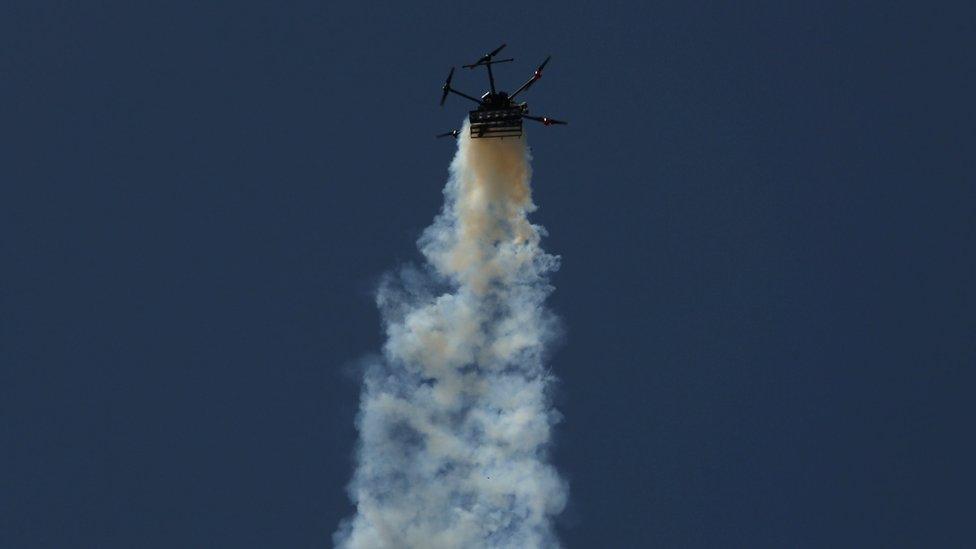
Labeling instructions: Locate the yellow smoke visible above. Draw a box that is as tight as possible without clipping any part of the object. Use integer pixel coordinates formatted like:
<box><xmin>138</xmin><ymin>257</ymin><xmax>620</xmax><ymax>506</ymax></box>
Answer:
<box><xmin>336</xmin><ymin>121</ymin><xmax>566</xmax><ymax>549</ymax></box>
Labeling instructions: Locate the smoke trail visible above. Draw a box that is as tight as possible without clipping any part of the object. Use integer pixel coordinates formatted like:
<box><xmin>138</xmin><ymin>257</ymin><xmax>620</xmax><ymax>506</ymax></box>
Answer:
<box><xmin>334</xmin><ymin>121</ymin><xmax>566</xmax><ymax>548</ymax></box>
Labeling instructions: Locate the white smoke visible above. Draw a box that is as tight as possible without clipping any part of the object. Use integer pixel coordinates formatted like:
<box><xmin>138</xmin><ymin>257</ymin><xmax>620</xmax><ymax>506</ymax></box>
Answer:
<box><xmin>335</xmin><ymin>121</ymin><xmax>567</xmax><ymax>549</ymax></box>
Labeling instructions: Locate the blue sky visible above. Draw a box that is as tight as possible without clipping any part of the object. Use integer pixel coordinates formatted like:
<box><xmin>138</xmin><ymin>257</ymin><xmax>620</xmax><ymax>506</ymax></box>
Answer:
<box><xmin>2</xmin><ymin>1</ymin><xmax>973</xmax><ymax>547</ymax></box>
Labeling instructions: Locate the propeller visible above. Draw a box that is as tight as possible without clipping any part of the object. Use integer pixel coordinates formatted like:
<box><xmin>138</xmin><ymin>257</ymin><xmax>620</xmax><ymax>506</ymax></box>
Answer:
<box><xmin>535</xmin><ymin>55</ymin><xmax>551</xmax><ymax>75</ymax></box>
<box><xmin>463</xmin><ymin>43</ymin><xmax>512</xmax><ymax>68</ymax></box>
<box><xmin>488</xmin><ymin>43</ymin><xmax>507</xmax><ymax>58</ymax></box>
<box><xmin>463</xmin><ymin>58</ymin><xmax>513</xmax><ymax>69</ymax></box>
<box><xmin>440</xmin><ymin>67</ymin><xmax>454</xmax><ymax>106</ymax></box>
<box><xmin>523</xmin><ymin>114</ymin><xmax>567</xmax><ymax>126</ymax></box>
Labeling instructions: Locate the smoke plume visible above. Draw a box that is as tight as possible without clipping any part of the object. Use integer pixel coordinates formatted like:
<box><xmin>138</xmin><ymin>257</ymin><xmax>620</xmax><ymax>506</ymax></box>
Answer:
<box><xmin>335</xmin><ymin>121</ymin><xmax>566</xmax><ymax>548</ymax></box>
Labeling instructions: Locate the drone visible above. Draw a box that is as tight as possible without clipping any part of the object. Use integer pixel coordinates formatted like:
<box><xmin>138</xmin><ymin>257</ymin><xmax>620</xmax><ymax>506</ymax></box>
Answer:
<box><xmin>438</xmin><ymin>44</ymin><xmax>567</xmax><ymax>139</ymax></box>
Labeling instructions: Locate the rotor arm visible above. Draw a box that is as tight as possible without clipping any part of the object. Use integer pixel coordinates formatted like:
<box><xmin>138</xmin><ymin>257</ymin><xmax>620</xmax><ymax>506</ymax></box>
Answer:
<box><xmin>440</xmin><ymin>67</ymin><xmax>484</xmax><ymax>107</ymax></box>
<box><xmin>446</xmin><ymin>87</ymin><xmax>483</xmax><ymax>105</ymax></box>
<box><xmin>509</xmin><ymin>75</ymin><xmax>536</xmax><ymax>101</ymax></box>
<box><xmin>486</xmin><ymin>62</ymin><xmax>496</xmax><ymax>94</ymax></box>
<box><xmin>482</xmin><ymin>58</ymin><xmax>515</xmax><ymax>94</ymax></box>
<box><xmin>509</xmin><ymin>55</ymin><xmax>551</xmax><ymax>101</ymax></box>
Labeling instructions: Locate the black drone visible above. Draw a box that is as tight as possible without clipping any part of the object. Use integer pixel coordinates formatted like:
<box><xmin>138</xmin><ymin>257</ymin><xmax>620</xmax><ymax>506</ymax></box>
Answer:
<box><xmin>438</xmin><ymin>44</ymin><xmax>567</xmax><ymax>139</ymax></box>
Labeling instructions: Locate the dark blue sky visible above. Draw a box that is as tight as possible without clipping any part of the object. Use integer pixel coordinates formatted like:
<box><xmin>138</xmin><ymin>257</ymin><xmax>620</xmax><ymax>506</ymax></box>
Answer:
<box><xmin>3</xmin><ymin>1</ymin><xmax>973</xmax><ymax>547</ymax></box>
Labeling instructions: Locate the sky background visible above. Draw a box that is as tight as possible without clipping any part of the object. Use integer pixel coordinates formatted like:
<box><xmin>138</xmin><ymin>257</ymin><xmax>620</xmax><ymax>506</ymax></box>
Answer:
<box><xmin>2</xmin><ymin>1</ymin><xmax>974</xmax><ymax>547</ymax></box>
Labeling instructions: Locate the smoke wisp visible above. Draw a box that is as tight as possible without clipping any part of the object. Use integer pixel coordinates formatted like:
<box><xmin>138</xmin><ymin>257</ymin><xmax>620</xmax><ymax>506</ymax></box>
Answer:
<box><xmin>335</xmin><ymin>122</ymin><xmax>566</xmax><ymax>548</ymax></box>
